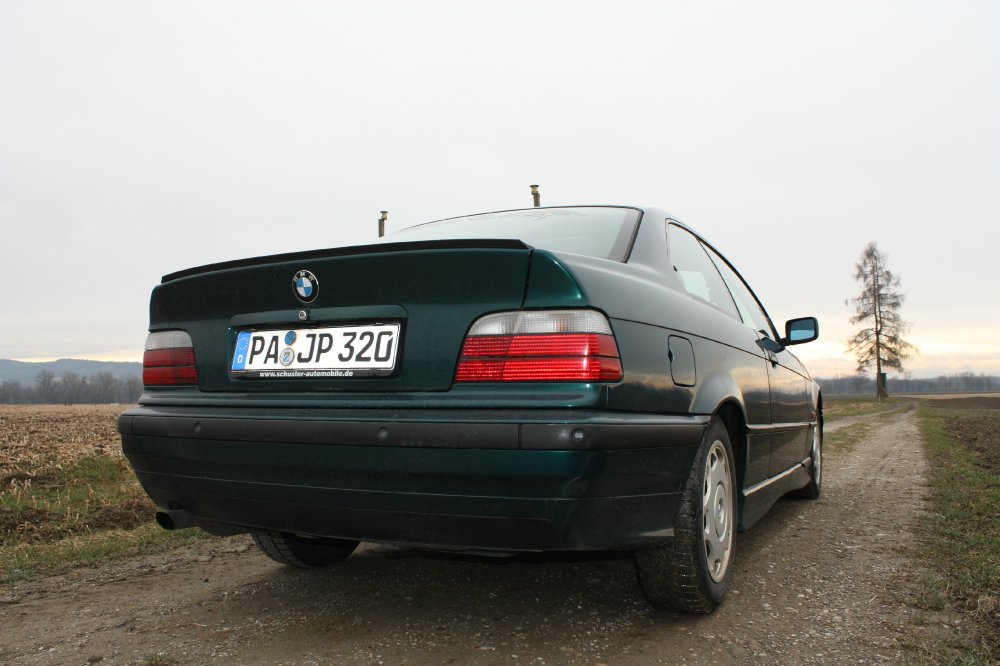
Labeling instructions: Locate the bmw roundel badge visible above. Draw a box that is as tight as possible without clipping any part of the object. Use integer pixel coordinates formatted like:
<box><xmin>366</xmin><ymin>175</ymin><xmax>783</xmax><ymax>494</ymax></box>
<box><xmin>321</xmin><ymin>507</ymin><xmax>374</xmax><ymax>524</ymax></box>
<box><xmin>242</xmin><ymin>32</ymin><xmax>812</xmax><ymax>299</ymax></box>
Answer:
<box><xmin>293</xmin><ymin>270</ymin><xmax>319</xmax><ymax>303</ymax></box>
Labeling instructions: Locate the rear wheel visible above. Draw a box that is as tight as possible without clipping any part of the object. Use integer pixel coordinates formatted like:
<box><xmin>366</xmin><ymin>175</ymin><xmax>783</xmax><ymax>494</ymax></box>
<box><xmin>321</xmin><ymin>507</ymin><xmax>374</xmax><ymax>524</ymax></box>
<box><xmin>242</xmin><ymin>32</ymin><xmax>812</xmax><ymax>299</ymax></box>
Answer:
<box><xmin>251</xmin><ymin>531</ymin><xmax>359</xmax><ymax>567</ymax></box>
<box><xmin>634</xmin><ymin>416</ymin><xmax>736</xmax><ymax>613</ymax></box>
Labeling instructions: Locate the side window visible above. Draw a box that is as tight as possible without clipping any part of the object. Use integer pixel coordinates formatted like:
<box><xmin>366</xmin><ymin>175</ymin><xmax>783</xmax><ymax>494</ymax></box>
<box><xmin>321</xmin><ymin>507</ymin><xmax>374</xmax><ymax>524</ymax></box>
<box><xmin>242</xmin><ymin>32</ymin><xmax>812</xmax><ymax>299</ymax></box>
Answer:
<box><xmin>704</xmin><ymin>244</ymin><xmax>777</xmax><ymax>339</ymax></box>
<box><xmin>666</xmin><ymin>224</ymin><xmax>738</xmax><ymax>318</ymax></box>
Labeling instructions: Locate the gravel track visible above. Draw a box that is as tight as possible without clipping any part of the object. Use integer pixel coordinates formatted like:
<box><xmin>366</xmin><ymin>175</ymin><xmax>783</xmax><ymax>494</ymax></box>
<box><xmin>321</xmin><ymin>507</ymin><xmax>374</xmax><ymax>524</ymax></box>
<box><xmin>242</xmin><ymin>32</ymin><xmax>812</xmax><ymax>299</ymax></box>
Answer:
<box><xmin>1</xmin><ymin>405</ymin><xmax>945</xmax><ymax>665</ymax></box>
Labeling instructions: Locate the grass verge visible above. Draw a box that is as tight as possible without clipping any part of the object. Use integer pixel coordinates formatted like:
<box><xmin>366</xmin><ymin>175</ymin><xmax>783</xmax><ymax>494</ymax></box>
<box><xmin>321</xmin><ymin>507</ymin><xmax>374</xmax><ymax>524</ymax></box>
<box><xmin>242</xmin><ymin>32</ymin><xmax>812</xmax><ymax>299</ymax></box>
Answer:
<box><xmin>2</xmin><ymin>523</ymin><xmax>208</xmax><ymax>584</ymax></box>
<box><xmin>824</xmin><ymin>395</ymin><xmax>899</xmax><ymax>422</ymax></box>
<box><xmin>1</xmin><ymin>451</ymin><xmax>210</xmax><ymax>583</ymax></box>
<box><xmin>912</xmin><ymin>402</ymin><xmax>1000</xmax><ymax>663</ymax></box>
<box><xmin>822</xmin><ymin>420</ymin><xmax>875</xmax><ymax>454</ymax></box>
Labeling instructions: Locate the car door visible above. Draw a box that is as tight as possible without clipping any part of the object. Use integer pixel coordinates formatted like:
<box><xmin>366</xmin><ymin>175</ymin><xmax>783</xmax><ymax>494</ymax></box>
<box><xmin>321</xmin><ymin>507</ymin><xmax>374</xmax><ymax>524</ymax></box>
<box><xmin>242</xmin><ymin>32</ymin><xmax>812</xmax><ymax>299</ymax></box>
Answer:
<box><xmin>761</xmin><ymin>344</ymin><xmax>811</xmax><ymax>474</ymax></box>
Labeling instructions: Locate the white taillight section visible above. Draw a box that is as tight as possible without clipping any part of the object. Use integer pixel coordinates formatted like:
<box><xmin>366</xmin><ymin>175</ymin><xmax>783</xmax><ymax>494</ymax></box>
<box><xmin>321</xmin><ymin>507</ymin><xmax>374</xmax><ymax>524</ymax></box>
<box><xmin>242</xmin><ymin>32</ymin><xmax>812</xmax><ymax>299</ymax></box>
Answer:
<box><xmin>143</xmin><ymin>330</ymin><xmax>198</xmax><ymax>386</ymax></box>
<box><xmin>144</xmin><ymin>330</ymin><xmax>195</xmax><ymax>351</ymax></box>
<box><xmin>468</xmin><ymin>309</ymin><xmax>614</xmax><ymax>336</ymax></box>
<box><xmin>456</xmin><ymin>309</ymin><xmax>623</xmax><ymax>382</ymax></box>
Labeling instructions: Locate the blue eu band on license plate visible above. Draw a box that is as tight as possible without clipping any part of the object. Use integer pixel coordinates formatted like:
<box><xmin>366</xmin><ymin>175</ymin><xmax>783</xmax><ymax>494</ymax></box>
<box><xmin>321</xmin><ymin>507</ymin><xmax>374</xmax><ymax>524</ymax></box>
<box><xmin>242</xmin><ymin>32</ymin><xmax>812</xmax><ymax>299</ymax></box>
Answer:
<box><xmin>231</xmin><ymin>324</ymin><xmax>400</xmax><ymax>378</ymax></box>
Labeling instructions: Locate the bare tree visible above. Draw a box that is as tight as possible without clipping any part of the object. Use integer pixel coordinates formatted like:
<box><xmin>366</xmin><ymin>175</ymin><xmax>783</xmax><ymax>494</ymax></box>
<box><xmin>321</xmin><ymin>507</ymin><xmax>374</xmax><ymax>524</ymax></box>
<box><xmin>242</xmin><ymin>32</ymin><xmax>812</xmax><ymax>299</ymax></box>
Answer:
<box><xmin>93</xmin><ymin>372</ymin><xmax>118</xmax><ymax>403</ymax></box>
<box><xmin>125</xmin><ymin>375</ymin><xmax>143</xmax><ymax>403</ymax></box>
<box><xmin>0</xmin><ymin>380</ymin><xmax>24</xmax><ymax>403</ymax></box>
<box><xmin>35</xmin><ymin>370</ymin><xmax>58</xmax><ymax>403</ymax></box>
<box><xmin>59</xmin><ymin>372</ymin><xmax>85</xmax><ymax>404</ymax></box>
<box><xmin>847</xmin><ymin>242</ymin><xmax>917</xmax><ymax>397</ymax></box>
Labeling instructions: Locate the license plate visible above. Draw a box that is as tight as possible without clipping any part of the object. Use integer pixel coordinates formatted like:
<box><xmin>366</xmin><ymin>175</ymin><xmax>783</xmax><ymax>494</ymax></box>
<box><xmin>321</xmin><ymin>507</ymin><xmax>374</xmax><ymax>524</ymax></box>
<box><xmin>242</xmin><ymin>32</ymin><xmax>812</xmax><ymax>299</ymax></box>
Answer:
<box><xmin>231</xmin><ymin>323</ymin><xmax>400</xmax><ymax>378</ymax></box>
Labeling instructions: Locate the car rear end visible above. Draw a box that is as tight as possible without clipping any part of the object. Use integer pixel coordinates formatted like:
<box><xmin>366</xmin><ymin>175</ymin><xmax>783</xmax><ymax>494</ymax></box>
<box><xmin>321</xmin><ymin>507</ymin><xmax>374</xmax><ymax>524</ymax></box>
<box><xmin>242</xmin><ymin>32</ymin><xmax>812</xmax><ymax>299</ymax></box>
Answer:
<box><xmin>119</xmin><ymin>207</ymin><xmax>706</xmax><ymax>552</ymax></box>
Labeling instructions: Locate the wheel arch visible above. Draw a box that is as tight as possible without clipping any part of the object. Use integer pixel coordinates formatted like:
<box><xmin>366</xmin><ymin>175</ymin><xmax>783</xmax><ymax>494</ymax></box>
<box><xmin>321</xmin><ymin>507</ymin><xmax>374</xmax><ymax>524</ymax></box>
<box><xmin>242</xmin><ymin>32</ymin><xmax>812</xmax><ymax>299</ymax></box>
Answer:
<box><xmin>714</xmin><ymin>399</ymin><xmax>749</xmax><ymax>531</ymax></box>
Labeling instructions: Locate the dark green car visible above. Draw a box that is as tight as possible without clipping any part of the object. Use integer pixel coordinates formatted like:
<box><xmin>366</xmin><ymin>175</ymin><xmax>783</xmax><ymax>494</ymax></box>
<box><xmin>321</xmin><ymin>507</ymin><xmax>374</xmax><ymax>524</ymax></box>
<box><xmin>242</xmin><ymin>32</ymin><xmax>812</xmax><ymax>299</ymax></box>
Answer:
<box><xmin>119</xmin><ymin>205</ymin><xmax>821</xmax><ymax>613</ymax></box>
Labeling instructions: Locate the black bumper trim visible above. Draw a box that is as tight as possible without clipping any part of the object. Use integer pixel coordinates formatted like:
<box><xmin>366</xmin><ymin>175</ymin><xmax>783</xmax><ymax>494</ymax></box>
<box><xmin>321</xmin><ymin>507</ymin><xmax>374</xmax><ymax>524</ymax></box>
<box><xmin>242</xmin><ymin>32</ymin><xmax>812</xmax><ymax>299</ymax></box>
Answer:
<box><xmin>119</xmin><ymin>408</ymin><xmax>707</xmax><ymax>451</ymax></box>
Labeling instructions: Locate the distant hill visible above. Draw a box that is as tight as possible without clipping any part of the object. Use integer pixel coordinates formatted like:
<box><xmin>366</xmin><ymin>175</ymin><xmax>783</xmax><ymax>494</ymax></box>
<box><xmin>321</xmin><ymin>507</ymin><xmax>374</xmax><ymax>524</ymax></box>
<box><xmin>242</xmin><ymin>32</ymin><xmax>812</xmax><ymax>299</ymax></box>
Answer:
<box><xmin>0</xmin><ymin>359</ymin><xmax>142</xmax><ymax>385</ymax></box>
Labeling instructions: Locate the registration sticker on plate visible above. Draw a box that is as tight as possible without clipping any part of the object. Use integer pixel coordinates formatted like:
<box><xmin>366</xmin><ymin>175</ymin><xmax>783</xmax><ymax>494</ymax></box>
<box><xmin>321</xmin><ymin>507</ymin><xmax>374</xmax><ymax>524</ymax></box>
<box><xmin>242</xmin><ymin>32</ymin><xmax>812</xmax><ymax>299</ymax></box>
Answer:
<box><xmin>231</xmin><ymin>323</ymin><xmax>400</xmax><ymax>378</ymax></box>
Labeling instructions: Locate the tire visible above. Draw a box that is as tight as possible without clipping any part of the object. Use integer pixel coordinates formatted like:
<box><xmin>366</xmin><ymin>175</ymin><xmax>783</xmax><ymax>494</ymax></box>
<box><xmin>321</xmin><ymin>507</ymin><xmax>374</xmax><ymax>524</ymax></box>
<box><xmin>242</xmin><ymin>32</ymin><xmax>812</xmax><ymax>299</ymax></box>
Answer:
<box><xmin>251</xmin><ymin>531</ymin><xmax>359</xmax><ymax>568</ymax></box>
<box><xmin>634</xmin><ymin>416</ymin><xmax>736</xmax><ymax>613</ymax></box>
<box><xmin>789</xmin><ymin>418</ymin><xmax>822</xmax><ymax>500</ymax></box>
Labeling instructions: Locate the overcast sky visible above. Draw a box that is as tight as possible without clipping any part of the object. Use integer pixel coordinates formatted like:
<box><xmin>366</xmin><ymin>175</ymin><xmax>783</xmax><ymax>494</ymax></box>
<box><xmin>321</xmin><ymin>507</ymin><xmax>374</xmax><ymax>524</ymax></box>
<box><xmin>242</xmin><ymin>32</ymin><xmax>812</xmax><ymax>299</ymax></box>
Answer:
<box><xmin>1</xmin><ymin>1</ymin><xmax>997</xmax><ymax>378</ymax></box>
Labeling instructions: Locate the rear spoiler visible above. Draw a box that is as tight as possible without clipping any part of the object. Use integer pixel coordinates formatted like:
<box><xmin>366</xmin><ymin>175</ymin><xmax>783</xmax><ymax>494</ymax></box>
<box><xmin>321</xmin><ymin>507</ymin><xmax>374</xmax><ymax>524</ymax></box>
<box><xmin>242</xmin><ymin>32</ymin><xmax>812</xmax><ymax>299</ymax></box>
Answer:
<box><xmin>161</xmin><ymin>239</ymin><xmax>533</xmax><ymax>283</ymax></box>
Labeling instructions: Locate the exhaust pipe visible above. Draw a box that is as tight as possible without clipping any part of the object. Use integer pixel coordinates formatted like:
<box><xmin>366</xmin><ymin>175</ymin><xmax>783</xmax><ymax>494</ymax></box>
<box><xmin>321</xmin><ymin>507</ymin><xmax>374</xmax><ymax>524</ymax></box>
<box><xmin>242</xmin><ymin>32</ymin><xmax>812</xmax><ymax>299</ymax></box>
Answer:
<box><xmin>155</xmin><ymin>508</ymin><xmax>197</xmax><ymax>530</ymax></box>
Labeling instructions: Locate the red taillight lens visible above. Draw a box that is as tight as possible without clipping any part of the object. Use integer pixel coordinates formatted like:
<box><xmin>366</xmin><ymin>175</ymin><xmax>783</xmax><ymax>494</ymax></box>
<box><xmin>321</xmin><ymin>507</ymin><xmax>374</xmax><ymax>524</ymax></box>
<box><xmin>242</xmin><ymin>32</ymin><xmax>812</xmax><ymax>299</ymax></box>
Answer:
<box><xmin>143</xmin><ymin>347</ymin><xmax>195</xmax><ymax>367</ymax></box>
<box><xmin>456</xmin><ymin>311</ymin><xmax>623</xmax><ymax>383</ymax></box>
<box><xmin>142</xmin><ymin>364</ymin><xmax>199</xmax><ymax>385</ymax></box>
<box><xmin>456</xmin><ymin>355</ymin><xmax>622</xmax><ymax>382</ymax></box>
<box><xmin>143</xmin><ymin>331</ymin><xmax>198</xmax><ymax>386</ymax></box>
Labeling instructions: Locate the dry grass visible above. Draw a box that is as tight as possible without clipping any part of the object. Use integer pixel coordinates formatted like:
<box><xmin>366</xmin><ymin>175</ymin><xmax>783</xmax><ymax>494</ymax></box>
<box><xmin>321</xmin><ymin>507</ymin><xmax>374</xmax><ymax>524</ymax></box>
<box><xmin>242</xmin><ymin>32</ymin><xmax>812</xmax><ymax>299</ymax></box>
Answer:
<box><xmin>915</xmin><ymin>402</ymin><xmax>1000</xmax><ymax>663</ymax></box>
<box><xmin>0</xmin><ymin>404</ymin><xmax>125</xmax><ymax>486</ymax></box>
<box><xmin>823</xmin><ymin>395</ymin><xmax>898</xmax><ymax>421</ymax></box>
<box><xmin>1</xmin><ymin>405</ymin><xmax>206</xmax><ymax>582</ymax></box>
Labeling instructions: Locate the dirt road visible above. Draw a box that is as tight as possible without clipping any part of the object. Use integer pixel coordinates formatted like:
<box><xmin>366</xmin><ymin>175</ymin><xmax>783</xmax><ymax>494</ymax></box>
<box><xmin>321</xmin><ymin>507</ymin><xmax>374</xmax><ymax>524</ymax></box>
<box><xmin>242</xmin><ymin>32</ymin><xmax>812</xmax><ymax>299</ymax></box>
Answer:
<box><xmin>1</xmin><ymin>405</ymin><xmax>947</xmax><ymax>665</ymax></box>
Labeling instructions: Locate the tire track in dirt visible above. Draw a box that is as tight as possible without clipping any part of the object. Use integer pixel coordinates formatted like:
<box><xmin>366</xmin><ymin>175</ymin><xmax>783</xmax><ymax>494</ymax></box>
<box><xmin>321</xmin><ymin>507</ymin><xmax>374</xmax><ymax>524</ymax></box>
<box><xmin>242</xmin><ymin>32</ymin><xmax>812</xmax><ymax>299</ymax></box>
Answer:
<box><xmin>0</xmin><ymin>405</ymin><xmax>942</xmax><ymax>665</ymax></box>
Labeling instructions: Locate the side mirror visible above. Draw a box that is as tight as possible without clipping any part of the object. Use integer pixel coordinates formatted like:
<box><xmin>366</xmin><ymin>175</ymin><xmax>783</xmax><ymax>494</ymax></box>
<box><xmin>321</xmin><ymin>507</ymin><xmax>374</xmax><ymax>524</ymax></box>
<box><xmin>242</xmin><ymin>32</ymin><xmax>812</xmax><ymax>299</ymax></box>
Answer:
<box><xmin>782</xmin><ymin>317</ymin><xmax>819</xmax><ymax>346</ymax></box>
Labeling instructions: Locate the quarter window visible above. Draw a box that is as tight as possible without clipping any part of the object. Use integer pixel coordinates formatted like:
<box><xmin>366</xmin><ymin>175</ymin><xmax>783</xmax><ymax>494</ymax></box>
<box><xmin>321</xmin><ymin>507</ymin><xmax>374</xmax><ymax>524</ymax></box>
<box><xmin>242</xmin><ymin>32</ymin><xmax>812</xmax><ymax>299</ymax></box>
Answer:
<box><xmin>666</xmin><ymin>224</ymin><xmax>738</xmax><ymax>318</ymax></box>
<box><xmin>704</xmin><ymin>244</ymin><xmax>777</xmax><ymax>338</ymax></box>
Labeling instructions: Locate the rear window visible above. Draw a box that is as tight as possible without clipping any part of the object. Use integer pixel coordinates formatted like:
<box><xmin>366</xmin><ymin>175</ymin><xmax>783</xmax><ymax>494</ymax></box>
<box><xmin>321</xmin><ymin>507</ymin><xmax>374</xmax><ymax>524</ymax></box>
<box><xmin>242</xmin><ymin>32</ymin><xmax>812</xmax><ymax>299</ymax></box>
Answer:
<box><xmin>391</xmin><ymin>206</ymin><xmax>641</xmax><ymax>261</ymax></box>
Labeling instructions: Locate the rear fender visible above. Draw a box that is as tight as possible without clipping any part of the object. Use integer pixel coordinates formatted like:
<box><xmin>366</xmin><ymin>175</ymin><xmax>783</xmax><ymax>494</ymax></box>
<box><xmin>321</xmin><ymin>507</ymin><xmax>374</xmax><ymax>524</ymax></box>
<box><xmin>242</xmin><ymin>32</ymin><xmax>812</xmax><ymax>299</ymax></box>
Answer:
<box><xmin>691</xmin><ymin>374</ymin><xmax>753</xmax><ymax>526</ymax></box>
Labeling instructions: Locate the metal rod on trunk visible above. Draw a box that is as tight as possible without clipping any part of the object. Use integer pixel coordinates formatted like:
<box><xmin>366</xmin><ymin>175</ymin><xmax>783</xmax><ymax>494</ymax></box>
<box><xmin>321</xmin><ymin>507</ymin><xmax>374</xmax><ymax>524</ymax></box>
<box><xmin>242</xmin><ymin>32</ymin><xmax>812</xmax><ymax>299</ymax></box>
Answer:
<box><xmin>378</xmin><ymin>211</ymin><xmax>388</xmax><ymax>238</ymax></box>
<box><xmin>530</xmin><ymin>184</ymin><xmax>540</xmax><ymax>208</ymax></box>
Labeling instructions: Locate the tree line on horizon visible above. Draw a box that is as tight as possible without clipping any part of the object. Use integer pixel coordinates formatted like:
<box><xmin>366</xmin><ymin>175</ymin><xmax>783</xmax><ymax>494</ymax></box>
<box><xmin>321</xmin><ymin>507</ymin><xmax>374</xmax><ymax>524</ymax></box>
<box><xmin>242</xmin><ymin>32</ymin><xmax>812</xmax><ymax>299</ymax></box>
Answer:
<box><xmin>0</xmin><ymin>368</ymin><xmax>997</xmax><ymax>404</ymax></box>
<box><xmin>817</xmin><ymin>371</ymin><xmax>999</xmax><ymax>395</ymax></box>
<box><xmin>0</xmin><ymin>370</ymin><xmax>142</xmax><ymax>405</ymax></box>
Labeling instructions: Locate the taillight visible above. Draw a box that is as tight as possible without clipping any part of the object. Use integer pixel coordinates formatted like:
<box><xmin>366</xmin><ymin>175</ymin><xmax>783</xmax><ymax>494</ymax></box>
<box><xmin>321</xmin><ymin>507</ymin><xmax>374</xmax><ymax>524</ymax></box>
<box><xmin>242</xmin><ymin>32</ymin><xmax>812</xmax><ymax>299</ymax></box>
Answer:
<box><xmin>143</xmin><ymin>330</ymin><xmax>198</xmax><ymax>386</ymax></box>
<box><xmin>456</xmin><ymin>310</ymin><xmax>623</xmax><ymax>382</ymax></box>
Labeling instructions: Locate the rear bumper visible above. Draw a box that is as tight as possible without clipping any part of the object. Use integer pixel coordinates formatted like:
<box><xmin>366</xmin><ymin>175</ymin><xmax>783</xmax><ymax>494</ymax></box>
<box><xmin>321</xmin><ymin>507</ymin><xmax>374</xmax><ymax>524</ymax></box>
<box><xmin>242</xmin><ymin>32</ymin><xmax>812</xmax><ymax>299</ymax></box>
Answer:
<box><xmin>119</xmin><ymin>406</ymin><xmax>707</xmax><ymax>551</ymax></box>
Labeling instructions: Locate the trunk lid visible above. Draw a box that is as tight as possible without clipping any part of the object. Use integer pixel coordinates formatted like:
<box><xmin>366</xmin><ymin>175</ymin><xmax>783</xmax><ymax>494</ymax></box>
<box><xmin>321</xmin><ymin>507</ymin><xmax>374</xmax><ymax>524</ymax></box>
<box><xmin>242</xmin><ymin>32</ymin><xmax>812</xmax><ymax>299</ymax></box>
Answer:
<box><xmin>150</xmin><ymin>240</ymin><xmax>534</xmax><ymax>392</ymax></box>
